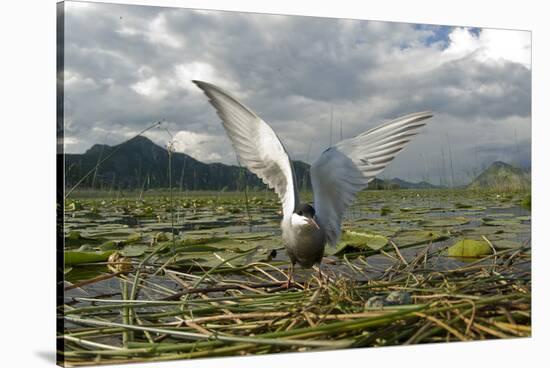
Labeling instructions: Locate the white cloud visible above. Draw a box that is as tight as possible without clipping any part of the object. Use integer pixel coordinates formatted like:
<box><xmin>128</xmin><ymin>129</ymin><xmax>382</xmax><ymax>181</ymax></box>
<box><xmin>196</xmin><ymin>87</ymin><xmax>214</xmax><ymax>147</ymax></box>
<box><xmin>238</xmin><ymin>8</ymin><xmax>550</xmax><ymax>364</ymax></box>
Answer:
<box><xmin>61</xmin><ymin>136</ymin><xmax>80</xmax><ymax>151</ymax></box>
<box><xmin>174</xmin><ymin>61</ymin><xmax>239</xmax><ymax>94</ymax></box>
<box><xmin>478</xmin><ymin>29</ymin><xmax>531</xmax><ymax>67</ymax></box>
<box><xmin>172</xmin><ymin>130</ymin><xmax>229</xmax><ymax>162</ymax></box>
<box><xmin>63</xmin><ymin>5</ymin><xmax>532</xmax><ymax>182</ymax></box>
<box><xmin>116</xmin><ymin>13</ymin><xmax>183</xmax><ymax>49</ymax></box>
<box><xmin>148</xmin><ymin>14</ymin><xmax>183</xmax><ymax>48</ymax></box>
<box><xmin>444</xmin><ymin>28</ymin><xmax>531</xmax><ymax>68</ymax></box>
<box><xmin>64</xmin><ymin>70</ymin><xmax>97</xmax><ymax>90</ymax></box>
<box><xmin>131</xmin><ymin>76</ymin><xmax>167</xmax><ymax>99</ymax></box>
<box><xmin>65</xmin><ymin>1</ymin><xmax>93</xmax><ymax>13</ymax></box>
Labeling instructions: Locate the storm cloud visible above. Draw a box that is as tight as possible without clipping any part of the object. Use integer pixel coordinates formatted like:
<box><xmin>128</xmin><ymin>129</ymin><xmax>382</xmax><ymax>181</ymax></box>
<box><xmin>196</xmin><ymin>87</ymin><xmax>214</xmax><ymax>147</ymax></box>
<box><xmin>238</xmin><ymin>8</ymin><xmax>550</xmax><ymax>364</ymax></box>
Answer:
<box><xmin>62</xmin><ymin>1</ymin><xmax>531</xmax><ymax>185</ymax></box>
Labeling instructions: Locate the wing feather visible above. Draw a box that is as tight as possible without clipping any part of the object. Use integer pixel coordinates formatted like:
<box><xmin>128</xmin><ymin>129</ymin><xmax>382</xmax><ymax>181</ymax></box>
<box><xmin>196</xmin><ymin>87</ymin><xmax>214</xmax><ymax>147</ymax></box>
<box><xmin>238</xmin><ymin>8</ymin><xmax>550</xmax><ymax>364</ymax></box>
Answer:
<box><xmin>193</xmin><ymin>80</ymin><xmax>299</xmax><ymax>220</ymax></box>
<box><xmin>311</xmin><ymin>111</ymin><xmax>433</xmax><ymax>246</ymax></box>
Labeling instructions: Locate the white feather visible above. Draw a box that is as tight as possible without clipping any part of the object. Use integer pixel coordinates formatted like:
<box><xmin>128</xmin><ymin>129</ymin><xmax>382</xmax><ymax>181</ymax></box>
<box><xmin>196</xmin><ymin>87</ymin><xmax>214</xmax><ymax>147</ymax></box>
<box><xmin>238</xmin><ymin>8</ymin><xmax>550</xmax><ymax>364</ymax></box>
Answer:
<box><xmin>193</xmin><ymin>80</ymin><xmax>299</xmax><ymax>220</ymax></box>
<box><xmin>290</xmin><ymin>213</ymin><xmax>308</xmax><ymax>227</ymax></box>
<box><xmin>310</xmin><ymin>111</ymin><xmax>433</xmax><ymax>246</ymax></box>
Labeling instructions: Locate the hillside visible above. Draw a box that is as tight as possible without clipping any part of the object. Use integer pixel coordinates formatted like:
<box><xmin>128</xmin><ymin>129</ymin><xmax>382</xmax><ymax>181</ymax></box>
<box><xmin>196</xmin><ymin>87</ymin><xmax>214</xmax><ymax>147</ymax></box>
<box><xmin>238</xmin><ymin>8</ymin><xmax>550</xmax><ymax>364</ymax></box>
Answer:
<box><xmin>64</xmin><ymin>136</ymin><xmax>311</xmax><ymax>191</ymax></box>
<box><xmin>468</xmin><ymin>161</ymin><xmax>530</xmax><ymax>191</ymax></box>
<box><xmin>389</xmin><ymin>178</ymin><xmax>441</xmax><ymax>189</ymax></box>
<box><xmin>64</xmin><ymin>136</ymin><xmax>441</xmax><ymax>192</ymax></box>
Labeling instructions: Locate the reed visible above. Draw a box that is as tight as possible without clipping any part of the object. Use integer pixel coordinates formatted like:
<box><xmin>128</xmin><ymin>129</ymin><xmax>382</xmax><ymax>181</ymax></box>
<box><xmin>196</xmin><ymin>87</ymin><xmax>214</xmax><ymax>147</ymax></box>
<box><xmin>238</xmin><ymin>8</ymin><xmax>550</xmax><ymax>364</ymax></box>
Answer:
<box><xmin>60</xmin><ymin>231</ymin><xmax>530</xmax><ymax>366</ymax></box>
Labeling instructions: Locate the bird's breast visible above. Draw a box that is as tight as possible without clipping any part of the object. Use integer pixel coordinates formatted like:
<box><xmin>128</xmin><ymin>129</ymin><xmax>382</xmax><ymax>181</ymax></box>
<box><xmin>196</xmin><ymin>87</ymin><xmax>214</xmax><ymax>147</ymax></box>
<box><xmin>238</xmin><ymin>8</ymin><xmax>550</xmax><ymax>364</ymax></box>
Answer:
<box><xmin>281</xmin><ymin>220</ymin><xmax>325</xmax><ymax>268</ymax></box>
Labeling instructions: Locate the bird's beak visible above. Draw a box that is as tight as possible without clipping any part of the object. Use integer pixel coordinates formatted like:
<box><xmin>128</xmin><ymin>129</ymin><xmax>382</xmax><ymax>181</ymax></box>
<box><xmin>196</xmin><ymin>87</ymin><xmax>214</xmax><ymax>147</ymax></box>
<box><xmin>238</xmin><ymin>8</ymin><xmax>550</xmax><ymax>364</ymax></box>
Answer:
<box><xmin>307</xmin><ymin>218</ymin><xmax>320</xmax><ymax>230</ymax></box>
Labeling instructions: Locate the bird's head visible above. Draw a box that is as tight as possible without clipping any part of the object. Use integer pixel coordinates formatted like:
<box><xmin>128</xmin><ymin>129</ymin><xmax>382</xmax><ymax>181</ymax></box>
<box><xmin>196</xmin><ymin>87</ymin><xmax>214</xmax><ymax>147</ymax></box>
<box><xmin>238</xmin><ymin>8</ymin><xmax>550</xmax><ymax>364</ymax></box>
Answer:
<box><xmin>291</xmin><ymin>203</ymin><xmax>320</xmax><ymax>230</ymax></box>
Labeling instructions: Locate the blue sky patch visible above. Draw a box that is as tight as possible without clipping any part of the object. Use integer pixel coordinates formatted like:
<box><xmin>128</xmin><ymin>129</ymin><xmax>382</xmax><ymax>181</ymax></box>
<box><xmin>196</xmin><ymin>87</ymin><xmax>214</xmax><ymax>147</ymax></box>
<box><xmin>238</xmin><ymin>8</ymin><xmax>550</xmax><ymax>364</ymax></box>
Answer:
<box><xmin>414</xmin><ymin>24</ymin><xmax>454</xmax><ymax>48</ymax></box>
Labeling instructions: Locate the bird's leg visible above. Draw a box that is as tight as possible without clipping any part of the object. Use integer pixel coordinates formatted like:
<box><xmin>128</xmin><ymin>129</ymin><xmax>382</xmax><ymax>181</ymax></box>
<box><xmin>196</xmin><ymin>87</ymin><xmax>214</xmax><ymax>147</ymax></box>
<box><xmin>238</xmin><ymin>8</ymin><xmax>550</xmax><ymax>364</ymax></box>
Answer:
<box><xmin>317</xmin><ymin>262</ymin><xmax>325</xmax><ymax>286</ymax></box>
<box><xmin>283</xmin><ymin>262</ymin><xmax>294</xmax><ymax>289</ymax></box>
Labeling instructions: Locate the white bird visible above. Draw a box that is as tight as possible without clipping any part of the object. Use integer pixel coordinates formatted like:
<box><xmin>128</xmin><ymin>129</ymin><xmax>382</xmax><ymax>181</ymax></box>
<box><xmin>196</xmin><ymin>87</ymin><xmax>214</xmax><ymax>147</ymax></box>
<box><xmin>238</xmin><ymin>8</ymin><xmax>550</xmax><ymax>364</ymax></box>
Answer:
<box><xmin>193</xmin><ymin>80</ymin><xmax>432</xmax><ymax>285</ymax></box>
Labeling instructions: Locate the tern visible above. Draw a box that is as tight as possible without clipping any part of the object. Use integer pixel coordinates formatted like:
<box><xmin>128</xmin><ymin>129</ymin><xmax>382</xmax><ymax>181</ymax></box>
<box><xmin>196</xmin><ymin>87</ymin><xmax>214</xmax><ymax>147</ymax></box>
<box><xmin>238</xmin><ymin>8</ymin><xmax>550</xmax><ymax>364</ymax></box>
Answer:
<box><xmin>193</xmin><ymin>80</ymin><xmax>432</xmax><ymax>285</ymax></box>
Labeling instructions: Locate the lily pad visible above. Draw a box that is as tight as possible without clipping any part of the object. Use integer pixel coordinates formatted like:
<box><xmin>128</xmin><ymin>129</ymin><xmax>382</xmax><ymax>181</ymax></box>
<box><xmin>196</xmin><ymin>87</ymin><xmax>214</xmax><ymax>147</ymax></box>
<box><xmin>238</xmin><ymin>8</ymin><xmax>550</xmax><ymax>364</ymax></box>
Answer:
<box><xmin>392</xmin><ymin>230</ymin><xmax>448</xmax><ymax>247</ymax></box>
<box><xmin>380</xmin><ymin>207</ymin><xmax>392</xmax><ymax>216</ymax></box>
<box><xmin>492</xmin><ymin>240</ymin><xmax>523</xmax><ymax>249</ymax></box>
<box><xmin>399</xmin><ymin>207</ymin><xmax>414</xmax><ymax>212</ymax></box>
<box><xmin>420</xmin><ymin>217</ymin><xmax>470</xmax><ymax>227</ymax></box>
<box><xmin>447</xmin><ymin>239</ymin><xmax>492</xmax><ymax>258</ymax></box>
<box><xmin>227</xmin><ymin>232</ymin><xmax>275</xmax><ymax>241</ymax></box>
<box><xmin>180</xmin><ymin>236</ymin><xmax>228</xmax><ymax>246</ymax></box>
<box><xmin>125</xmin><ymin>232</ymin><xmax>142</xmax><ymax>244</ymax></box>
<box><xmin>521</xmin><ymin>194</ymin><xmax>531</xmax><ymax>210</ymax></box>
<box><xmin>173</xmin><ymin>244</ymin><xmax>224</xmax><ymax>253</ymax></box>
<box><xmin>120</xmin><ymin>244</ymin><xmax>149</xmax><ymax>257</ymax></box>
<box><xmin>65</xmin><ymin>231</ymin><xmax>102</xmax><ymax>247</ymax></box>
<box><xmin>65</xmin><ymin>250</ymin><xmax>116</xmax><ymax>265</ymax></box>
<box><xmin>482</xmin><ymin>218</ymin><xmax>520</xmax><ymax>226</ymax></box>
<box><xmin>98</xmin><ymin>240</ymin><xmax>122</xmax><ymax>251</ymax></box>
<box><xmin>458</xmin><ymin>226</ymin><xmax>500</xmax><ymax>237</ymax></box>
<box><xmin>77</xmin><ymin>244</ymin><xmax>95</xmax><ymax>251</ymax></box>
<box><xmin>332</xmin><ymin>230</ymin><xmax>389</xmax><ymax>254</ymax></box>
<box><xmin>84</xmin><ymin>228</ymin><xmax>135</xmax><ymax>240</ymax></box>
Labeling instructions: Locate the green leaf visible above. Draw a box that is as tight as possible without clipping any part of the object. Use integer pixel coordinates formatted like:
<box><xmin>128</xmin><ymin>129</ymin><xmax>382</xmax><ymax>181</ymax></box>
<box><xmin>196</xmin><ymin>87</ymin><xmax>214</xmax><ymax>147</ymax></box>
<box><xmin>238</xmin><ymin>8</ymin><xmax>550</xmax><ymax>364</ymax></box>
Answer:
<box><xmin>120</xmin><ymin>244</ymin><xmax>149</xmax><ymax>257</ymax></box>
<box><xmin>227</xmin><ymin>232</ymin><xmax>275</xmax><ymax>241</ymax></box>
<box><xmin>447</xmin><ymin>239</ymin><xmax>492</xmax><ymax>258</ymax></box>
<box><xmin>392</xmin><ymin>230</ymin><xmax>448</xmax><ymax>247</ymax></box>
<box><xmin>98</xmin><ymin>240</ymin><xmax>121</xmax><ymax>251</ymax></box>
<box><xmin>420</xmin><ymin>217</ymin><xmax>470</xmax><ymax>227</ymax></box>
<box><xmin>65</xmin><ymin>231</ymin><xmax>102</xmax><ymax>247</ymax></box>
<box><xmin>65</xmin><ymin>250</ymin><xmax>116</xmax><ymax>265</ymax></box>
<box><xmin>521</xmin><ymin>194</ymin><xmax>531</xmax><ymax>210</ymax></box>
<box><xmin>492</xmin><ymin>240</ymin><xmax>523</xmax><ymax>249</ymax></box>
<box><xmin>333</xmin><ymin>230</ymin><xmax>389</xmax><ymax>254</ymax></box>
<box><xmin>380</xmin><ymin>207</ymin><xmax>392</xmax><ymax>216</ymax></box>
<box><xmin>180</xmin><ymin>236</ymin><xmax>227</xmax><ymax>246</ymax></box>
<box><xmin>77</xmin><ymin>244</ymin><xmax>95</xmax><ymax>251</ymax></box>
<box><xmin>482</xmin><ymin>218</ymin><xmax>520</xmax><ymax>226</ymax></box>
<box><xmin>125</xmin><ymin>232</ymin><xmax>142</xmax><ymax>244</ymax></box>
<box><xmin>175</xmin><ymin>244</ymin><xmax>224</xmax><ymax>253</ymax></box>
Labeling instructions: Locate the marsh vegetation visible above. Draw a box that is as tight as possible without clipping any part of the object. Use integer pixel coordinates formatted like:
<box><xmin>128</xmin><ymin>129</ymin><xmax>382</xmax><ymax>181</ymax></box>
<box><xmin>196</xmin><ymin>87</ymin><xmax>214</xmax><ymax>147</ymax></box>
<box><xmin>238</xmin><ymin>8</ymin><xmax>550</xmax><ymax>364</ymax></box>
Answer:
<box><xmin>60</xmin><ymin>188</ymin><xmax>531</xmax><ymax>366</ymax></box>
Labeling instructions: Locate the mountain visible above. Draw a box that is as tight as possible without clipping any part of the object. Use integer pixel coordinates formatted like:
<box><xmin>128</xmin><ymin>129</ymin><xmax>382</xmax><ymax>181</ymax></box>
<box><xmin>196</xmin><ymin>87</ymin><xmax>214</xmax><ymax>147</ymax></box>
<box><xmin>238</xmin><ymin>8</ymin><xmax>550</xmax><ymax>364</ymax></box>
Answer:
<box><xmin>467</xmin><ymin>161</ymin><xmax>530</xmax><ymax>190</ymax></box>
<box><xmin>388</xmin><ymin>178</ymin><xmax>442</xmax><ymax>189</ymax></box>
<box><xmin>367</xmin><ymin>178</ymin><xmax>400</xmax><ymax>190</ymax></box>
<box><xmin>366</xmin><ymin>178</ymin><xmax>441</xmax><ymax>190</ymax></box>
<box><xmin>64</xmin><ymin>136</ymin><xmax>441</xmax><ymax>192</ymax></box>
<box><xmin>64</xmin><ymin>136</ymin><xmax>312</xmax><ymax>191</ymax></box>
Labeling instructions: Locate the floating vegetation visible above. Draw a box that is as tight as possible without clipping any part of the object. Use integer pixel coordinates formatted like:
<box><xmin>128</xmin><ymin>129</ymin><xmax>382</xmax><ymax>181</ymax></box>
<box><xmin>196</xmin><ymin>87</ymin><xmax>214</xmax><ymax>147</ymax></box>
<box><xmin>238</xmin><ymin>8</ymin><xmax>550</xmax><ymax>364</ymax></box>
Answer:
<box><xmin>334</xmin><ymin>230</ymin><xmax>389</xmax><ymax>253</ymax></box>
<box><xmin>60</xmin><ymin>189</ymin><xmax>531</xmax><ymax>365</ymax></box>
<box><xmin>419</xmin><ymin>216</ymin><xmax>471</xmax><ymax>227</ymax></box>
<box><xmin>65</xmin><ymin>249</ymin><xmax>116</xmax><ymax>266</ymax></box>
<box><xmin>447</xmin><ymin>239</ymin><xmax>493</xmax><ymax>258</ymax></box>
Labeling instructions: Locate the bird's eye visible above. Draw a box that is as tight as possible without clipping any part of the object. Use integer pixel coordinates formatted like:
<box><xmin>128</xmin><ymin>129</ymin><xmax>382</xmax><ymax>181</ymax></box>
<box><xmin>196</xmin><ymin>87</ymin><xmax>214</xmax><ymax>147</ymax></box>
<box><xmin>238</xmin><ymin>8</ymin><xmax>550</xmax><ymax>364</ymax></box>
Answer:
<box><xmin>298</xmin><ymin>211</ymin><xmax>303</xmax><ymax>216</ymax></box>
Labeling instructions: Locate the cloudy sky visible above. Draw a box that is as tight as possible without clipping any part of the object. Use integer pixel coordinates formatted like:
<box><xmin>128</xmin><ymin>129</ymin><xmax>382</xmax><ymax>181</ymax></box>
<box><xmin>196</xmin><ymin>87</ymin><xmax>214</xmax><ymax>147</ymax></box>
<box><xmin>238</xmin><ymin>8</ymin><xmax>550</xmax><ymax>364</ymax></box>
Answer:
<box><xmin>62</xmin><ymin>1</ymin><xmax>531</xmax><ymax>185</ymax></box>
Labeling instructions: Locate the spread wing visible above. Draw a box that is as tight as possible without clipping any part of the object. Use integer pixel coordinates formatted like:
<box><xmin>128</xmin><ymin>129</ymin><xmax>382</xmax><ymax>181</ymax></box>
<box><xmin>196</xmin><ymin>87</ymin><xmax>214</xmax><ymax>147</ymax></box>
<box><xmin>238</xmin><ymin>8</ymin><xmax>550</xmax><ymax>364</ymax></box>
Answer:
<box><xmin>193</xmin><ymin>80</ymin><xmax>299</xmax><ymax>220</ymax></box>
<box><xmin>310</xmin><ymin>111</ymin><xmax>433</xmax><ymax>246</ymax></box>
